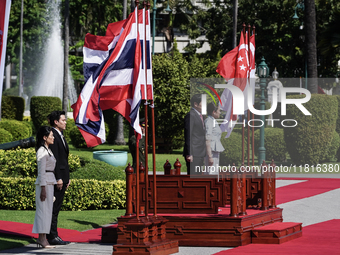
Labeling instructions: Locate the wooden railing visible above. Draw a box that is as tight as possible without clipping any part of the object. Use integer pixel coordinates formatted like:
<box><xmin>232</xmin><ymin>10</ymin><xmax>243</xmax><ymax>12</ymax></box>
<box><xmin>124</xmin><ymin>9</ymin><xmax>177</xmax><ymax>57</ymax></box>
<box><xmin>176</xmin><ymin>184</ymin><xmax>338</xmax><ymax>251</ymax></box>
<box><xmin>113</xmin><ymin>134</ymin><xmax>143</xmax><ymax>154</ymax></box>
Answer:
<box><xmin>125</xmin><ymin>159</ymin><xmax>276</xmax><ymax>217</ymax></box>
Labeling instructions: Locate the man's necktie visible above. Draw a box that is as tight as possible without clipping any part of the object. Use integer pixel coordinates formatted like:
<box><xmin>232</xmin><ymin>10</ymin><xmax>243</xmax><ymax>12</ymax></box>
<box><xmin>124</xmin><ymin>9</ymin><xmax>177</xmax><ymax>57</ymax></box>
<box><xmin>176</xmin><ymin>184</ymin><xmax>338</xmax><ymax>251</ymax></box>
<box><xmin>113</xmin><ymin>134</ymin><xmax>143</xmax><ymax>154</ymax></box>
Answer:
<box><xmin>200</xmin><ymin>114</ymin><xmax>204</xmax><ymax>127</ymax></box>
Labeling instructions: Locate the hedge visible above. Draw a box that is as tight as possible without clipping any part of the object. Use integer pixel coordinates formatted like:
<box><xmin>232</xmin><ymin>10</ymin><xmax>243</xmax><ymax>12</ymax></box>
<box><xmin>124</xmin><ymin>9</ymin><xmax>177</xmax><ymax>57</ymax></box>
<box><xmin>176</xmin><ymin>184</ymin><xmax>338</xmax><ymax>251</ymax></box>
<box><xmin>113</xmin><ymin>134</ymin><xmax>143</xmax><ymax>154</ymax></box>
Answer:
<box><xmin>0</xmin><ymin>177</ymin><xmax>126</xmax><ymax>210</ymax></box>
<box><xmin>320</xmin><ymin>130</ymin><xmax>340</xmax><ymax>163</ymax></box>
<box><xmin>0</xmin><ymin>119</ymin><xmax>31</xmax><ymax>141</ymax></box>
<box><xmin>0</xmin><ymin>128</ymin><xmax>13</xmax><ymax>144</ymax></box>
<box><xmin>69</xmin><ymin>122</ymin><xmax>109</xmax><ymax>148</ymax></box>
<box><xmin>30</xmin><ymin>96</ymin><xmax>62</xmax><ymax>132</ymax></box>
<box><xmin>254</xmin><ymin>128</ymin><xmax>287</xmax><ymax>162</ymax></box>
<box><xmin>1</xmin><ymin>96</ymin><xmax>25</xmax><ymax>121</ymax></box>
<box><xmin>0</xmin><ymin>148</ymin><xmax>81</xmax><ymax>178</ymax></box>
<box><xmin>284</xmin><ymin>94</ymin><xmax>338</xmax><ymax>165</ymax></box>
<box><xmin>220</xmin><ymin>132</ymin><xmax>246</xmax><ymax>166</ymax></box>
<box><xmin>70</xmin><ymin>157</ymin><xmax>126</xmax><ymax>181</ymax></box>
<box><xmin>335</xmin><ymin>95</ymin><xmax>340</xmax><ymax>134</ymax></box>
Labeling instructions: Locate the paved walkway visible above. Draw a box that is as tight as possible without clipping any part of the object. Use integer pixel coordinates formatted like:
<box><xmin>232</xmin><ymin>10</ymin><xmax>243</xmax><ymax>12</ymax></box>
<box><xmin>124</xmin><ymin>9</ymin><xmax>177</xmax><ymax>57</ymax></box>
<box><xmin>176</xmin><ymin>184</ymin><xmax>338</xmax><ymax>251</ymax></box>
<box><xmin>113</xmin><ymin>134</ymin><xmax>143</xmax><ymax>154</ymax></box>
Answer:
<box><xmin>1</xmin><ymin>178</ymin><xmax>339</xmax><ymax>255</ymax></box>
<box><xmin>0</xmin><ymin>243</ymin><xmax>230</xmax><ymax>255</ymax></box>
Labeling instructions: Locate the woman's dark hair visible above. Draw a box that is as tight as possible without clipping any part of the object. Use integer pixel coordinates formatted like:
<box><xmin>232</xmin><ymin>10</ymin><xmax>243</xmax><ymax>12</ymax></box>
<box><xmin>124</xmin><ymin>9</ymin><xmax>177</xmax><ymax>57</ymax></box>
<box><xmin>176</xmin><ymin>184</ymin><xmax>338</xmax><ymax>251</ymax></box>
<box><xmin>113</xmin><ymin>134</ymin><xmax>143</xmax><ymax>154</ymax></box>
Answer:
<box><xmin>207</xmin><ymin>102</ymin><xmax>218</xmax><ymax>116</ymax></box>
<box><xmin>35</xmin><ymin>126</ymin><xmax>52</xmax><ymax>151</ymax></box>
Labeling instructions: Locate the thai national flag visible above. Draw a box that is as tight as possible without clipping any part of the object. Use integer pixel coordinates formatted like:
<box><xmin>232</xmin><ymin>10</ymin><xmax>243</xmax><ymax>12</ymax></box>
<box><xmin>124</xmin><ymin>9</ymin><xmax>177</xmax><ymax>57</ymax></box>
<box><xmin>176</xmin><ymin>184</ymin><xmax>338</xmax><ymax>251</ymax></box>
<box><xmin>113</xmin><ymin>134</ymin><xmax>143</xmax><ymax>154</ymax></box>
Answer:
<box><xmin>72</xmin><ymin>8</ymin><xmax>143</xmax><ymax>147</ymax></box>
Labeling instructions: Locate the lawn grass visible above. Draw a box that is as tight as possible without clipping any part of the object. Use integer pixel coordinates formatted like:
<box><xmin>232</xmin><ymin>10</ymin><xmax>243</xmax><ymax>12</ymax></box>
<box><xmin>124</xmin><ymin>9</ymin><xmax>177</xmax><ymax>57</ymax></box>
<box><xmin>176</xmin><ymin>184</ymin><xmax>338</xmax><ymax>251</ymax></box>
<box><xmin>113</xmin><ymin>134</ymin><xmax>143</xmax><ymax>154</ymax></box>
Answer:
<box><xmin>0</xmin><ymin>235</ymin><xmax>35</xmax><ymax>251</ymax></box>
<box><xmin>0</xmin><ymin>209</ymin><xmax>125</xmax><ymax>251</ymax></box>
<box><xmin>0</xmin><ymin>209</ymin><xmax>125</xmax><ymax>231</ymax></box>
<box><xmin>69</xmin><ymin>144</ymin><xmax>185</xmax><ymax>172</ymax></box>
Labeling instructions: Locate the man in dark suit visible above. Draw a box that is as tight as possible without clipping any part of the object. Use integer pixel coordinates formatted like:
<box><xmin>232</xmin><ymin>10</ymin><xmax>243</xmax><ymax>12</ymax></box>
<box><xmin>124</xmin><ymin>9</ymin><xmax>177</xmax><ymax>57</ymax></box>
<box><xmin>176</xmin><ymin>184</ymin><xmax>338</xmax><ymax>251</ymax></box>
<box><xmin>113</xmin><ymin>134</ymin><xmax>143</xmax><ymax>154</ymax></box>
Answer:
<box><xmin>183</xmin><ymin>94</ymin><xmax>206</xmax><ymax>175</ymax></box>
<box><xmin>46</xmin><ymin>111</ymin><xmax>70</xmax><ymax>245</ymax></box>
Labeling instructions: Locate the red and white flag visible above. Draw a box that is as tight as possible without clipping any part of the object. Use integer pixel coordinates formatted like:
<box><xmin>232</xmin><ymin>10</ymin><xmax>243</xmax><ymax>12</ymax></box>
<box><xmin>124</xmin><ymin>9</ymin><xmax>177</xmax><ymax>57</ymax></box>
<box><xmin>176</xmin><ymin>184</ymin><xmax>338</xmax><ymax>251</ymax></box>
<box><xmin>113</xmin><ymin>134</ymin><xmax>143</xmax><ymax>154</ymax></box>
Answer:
<box><xmin>0</xmin><ymin>0</ymin><xmax>11</xmax><ymax>112</ymax></box>
<box><xmin>72</xmin><ymin>7</ymin><xmax>143</xmax><ymax>147</ymax></box>
<box><xmin>216</xmin><ymin>30</ymin><xmax>255</xmax><ymax>137</ymax></box>
<box><xmin>243</xmin><ymin>33</ymin><xmax>256</xmax><ymax>111</ymax></box>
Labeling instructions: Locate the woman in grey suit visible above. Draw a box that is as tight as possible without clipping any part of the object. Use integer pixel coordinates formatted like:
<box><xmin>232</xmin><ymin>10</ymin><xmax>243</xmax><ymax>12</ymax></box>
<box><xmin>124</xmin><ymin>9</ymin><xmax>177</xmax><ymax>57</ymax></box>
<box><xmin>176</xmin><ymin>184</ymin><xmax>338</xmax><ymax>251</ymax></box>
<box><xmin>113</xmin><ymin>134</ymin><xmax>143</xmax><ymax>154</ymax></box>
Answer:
<box><xmin>32</xmin><ymin>126</ymin><xmax>57</xmax><ymax>248</ymax></box>
<box><xmin>205</xmin><ymin>103</ymin><xmax>225</xmax><ymax>177</ymax></box>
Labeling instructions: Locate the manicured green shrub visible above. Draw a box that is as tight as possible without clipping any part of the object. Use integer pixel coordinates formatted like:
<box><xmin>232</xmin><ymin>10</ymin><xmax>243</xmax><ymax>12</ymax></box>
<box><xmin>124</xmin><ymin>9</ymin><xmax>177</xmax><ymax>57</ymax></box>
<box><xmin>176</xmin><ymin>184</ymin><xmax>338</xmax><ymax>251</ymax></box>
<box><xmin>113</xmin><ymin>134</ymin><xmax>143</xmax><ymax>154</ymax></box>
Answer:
<box><xmin>0</xmin><ymin>148</ymin><xmax>37</xmax><ymax>177</ymax></box>
<box><xmin>152</xmin><ymin>48</ymin><xmax>190</xmax><ymax>151</ymax></box>
<box><xmin>1</xmin><ymin>96</ymin><xmax>25</xmax><ymax>121</ymax></box>
<box><xmin>70</xmin><ymin>122</ymin><xmax>109</xmax><ymax>148</ymax></box>
<box><xmin>30</xmin><ymin>96</ymin><xmax>62</xmax><ymax>132</ymax></box>
<box><xmin>0</xmin><ymin>177</ymin><xmax>126</xmax><ymax>210</ymax></box>
<box><xmin>0</xmin><ymin>119</ymin><xmax>31</xmax><ymax>141</ymax></box>
<box><xmin>220</xmin><ymin>132</ymin><xmax>246</xmax><ymax>166</ymax></box>
<box><xmin>335</xmin><ymin>95</ymin><xmax>340</xmax><ymax>134</ymax></box>
<box><xmin>0</xmin><ymin>147</ymin><xmax>81</xmax><ymax>178</ymax></box>
<box><xmin>0</xmin><ymin>177</ymin><xmax>35</xmax><ymax>210</ymax></box>
<box><xmin>254</xmin><ymin>128</ymin><xmax>287</xmax><ymax>162</ymax></box>
<box><xmin>284</xmin><ymin>94</ymin><xmax>338</xmax><ymax>165</ymax></box>
<box><xmin>68</xmin><ymin>153</ymin><xmax>81</xmax><ymax>173</ymax></box>
<box><xmin>23</xmin><ymin>116</ymin><xmax>35</xmax><ymax>135</ymax></box>
<box><xmin>70</xmin><ymin>157</ymin><xmax>125</xmax><ymax>181</ymax></box>
<box><xmin>320</xmin><ymin>130</ymin><xmax>340</xmax><ymax>162</ymax></box>
<box><xmin>63</xmin><ymin>118</ymin><xmax>76</xmax><ymax>144</ymax></box>
<box><xmin>20</xmin><ymin>120</ymin><xmax>33</xmax><ymax>137</ymax></box>
<box><xmin>0</xmin><ymin>128</ymin><xmax>13</xmax><ymax>144</ymax></box>
<box><xmin>69</xmin><ymin>125</ymin><xmax>87</xmax><ymax>148</ymax></box>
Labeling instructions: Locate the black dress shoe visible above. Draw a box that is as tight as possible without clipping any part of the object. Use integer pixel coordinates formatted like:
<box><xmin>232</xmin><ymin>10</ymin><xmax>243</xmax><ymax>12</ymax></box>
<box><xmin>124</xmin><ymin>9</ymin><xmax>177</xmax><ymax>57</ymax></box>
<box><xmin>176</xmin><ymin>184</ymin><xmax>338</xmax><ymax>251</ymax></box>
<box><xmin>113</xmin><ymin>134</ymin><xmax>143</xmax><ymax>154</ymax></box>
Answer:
<box><xmin>48</xmin><ymin>236</ymin><xmax>70</xmax><ymax>245</ymax></box>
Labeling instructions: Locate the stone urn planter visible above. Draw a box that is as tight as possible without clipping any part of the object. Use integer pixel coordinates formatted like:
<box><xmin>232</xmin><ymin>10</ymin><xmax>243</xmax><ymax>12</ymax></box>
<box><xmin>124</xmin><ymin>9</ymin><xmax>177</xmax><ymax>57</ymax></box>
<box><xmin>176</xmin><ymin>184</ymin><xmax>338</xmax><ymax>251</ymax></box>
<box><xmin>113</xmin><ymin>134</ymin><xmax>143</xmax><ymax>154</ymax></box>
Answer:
<box><xmin>93</xmin><ymin>150</ymin><xmax>128</xmax><ymax>167</ymax></box>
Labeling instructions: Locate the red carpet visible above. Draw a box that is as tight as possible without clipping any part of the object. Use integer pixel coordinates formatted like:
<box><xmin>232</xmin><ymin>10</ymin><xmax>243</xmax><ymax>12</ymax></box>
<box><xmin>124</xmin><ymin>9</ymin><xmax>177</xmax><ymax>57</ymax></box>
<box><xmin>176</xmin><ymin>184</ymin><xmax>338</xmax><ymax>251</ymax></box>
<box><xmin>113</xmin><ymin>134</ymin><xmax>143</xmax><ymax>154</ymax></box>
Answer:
<box><xmin>213</xmin><ymin>219</ymin><xmax>340</xmax><ymax>255</ymax></box>
<box><xmin>276</xmin><ymin>178</ymin><xmax>340</xmax><ymax>204</ymax></box>
<box><xmin>1</xmin><ymin>178</ymin><xmax>340</xmax><ymax>251</ymax></box>
<box><xmin>0</xmin><ymin>220</ymin><xmax>102</xmax><ymax>243</ymax></box>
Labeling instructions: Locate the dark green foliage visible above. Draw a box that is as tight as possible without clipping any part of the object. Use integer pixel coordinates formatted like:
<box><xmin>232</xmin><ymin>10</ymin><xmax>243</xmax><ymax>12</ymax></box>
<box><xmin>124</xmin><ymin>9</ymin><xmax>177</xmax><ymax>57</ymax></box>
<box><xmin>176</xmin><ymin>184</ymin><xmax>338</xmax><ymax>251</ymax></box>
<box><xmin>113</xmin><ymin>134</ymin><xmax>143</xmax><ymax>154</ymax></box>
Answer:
<box><xmin>103</xmin><ymin>109</ymin><xmax>129</xmax><ymax>144</ymax></box>
<box><xmin>0</xmin><ymin>148</ymin><xmax>37</xmax><ymax>178</ymax></box>
<box><xmin>284</xmin><ymin>94</ymin><xmax>338</xmax><ymax>165</ymax></box>
<box><xmin>69</xmin><ymin>123</ymin><xmax>110</xmax><ymax>148</ymax></box>
<box><xmin>0</xmin><ymin>177</ymin><xmax>126</xmax><ymax>210</ymax></box>
<box><xmin>152</xmin><ymin>46</ymin><xmax>190</xmax><ymax>149</ymax></box>
<box><xmin>254</xmin><ymin>128</ymin><xmax>287</xmax><ymax>162</ymax></box>
<box><xmin>63</xmin><ymin>118</ymin><xmax>76</xmax><ymax>144</ymax></box>
<box><xmin>103</xmin><ymin>109</ymin><xmax>116</xmax><ymax>144</ymax></box>
<box><xmin>320</xmin><ymin>130</ymin><xmax>340</xmax><ymax>163</ymax></box>
<box><xmin>69</xmin><ymin>126</ymin><xmax>87</xmax><ymax>148</ymax></box>
<box><xmin>220</xmin><ymin>132</ymin><xmax>245</xmax><ymax>166</ymax></box>
<box><xmin>1</xmin><ymin>96</ymin><xmax>25</xmax><ymax>121</ymax></box>
<box><xmin>0</xmin><ymin>119</ymin><xmax>31</xmax><ymax>141</ymax></box>
<box><xmin>152</xmin><ymin>43</ymin><xmax>220</xmax><ymax>150</ymax></box>
<box><xmin>200</xmin><ymin>0</ymin><xmax>339</xmax><ymax>79</ymax></box>
<box><xmin>0</xmin><ymin>148</ymin><xmax>81</xmax><ymax>178</ymax></box>
<box><xmin>0</xmin><ymin>128</ymin><xmax>13</xmax><ymax>144</ymax></box>
<box><xmin>70</xmin><ymin>157</ymin><xmax>125</xmax><ymax>181</ymax></box>
<box><xmin>20</xmin><ymin>121</ymin><xmax>33</xmax><ymax>137</ymax></box>
<box><xmin>335</xmin><ymin>96</ymin><xmax>340</xmax><ymax>134</ymax></box>
<box><xmin>30</xmin><ymin>96</ymin><xmax>62</xmax><ymax>132</ymax></box>
<box><xmin>6</xmin><ymin>0</ymin><xmax>47</xmax><ymax>93</ymax></box>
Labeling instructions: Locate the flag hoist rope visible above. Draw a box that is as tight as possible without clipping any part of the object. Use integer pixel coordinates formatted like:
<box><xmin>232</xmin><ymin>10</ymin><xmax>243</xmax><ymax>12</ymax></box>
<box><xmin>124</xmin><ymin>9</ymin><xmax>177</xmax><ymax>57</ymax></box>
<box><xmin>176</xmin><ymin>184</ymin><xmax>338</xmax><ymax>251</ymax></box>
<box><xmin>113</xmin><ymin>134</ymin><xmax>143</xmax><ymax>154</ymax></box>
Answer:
<box><xmin>134</xmin><ymin>1</ymin><xmax>140</xmax><ymax>220</ymax></box>
<box><xmin>143</xmin><ymin>1</ymin><xmax>149</xmax><ymax>219</ymax></box>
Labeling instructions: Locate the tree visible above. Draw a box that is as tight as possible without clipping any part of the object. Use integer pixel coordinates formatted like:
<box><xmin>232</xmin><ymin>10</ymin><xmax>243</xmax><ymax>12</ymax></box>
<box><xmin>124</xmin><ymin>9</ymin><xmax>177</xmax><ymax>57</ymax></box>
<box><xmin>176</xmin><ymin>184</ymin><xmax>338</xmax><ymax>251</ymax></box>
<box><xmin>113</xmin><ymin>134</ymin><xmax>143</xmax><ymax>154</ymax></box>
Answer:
<box><xmin>152</xmin><ymin>42</ymin><xmax>219</xmax><ymax>148</ymax></box>
<box><xmin>304</xmin><ymin>0</ymin><xmax>318</xmax><ymax>93</ymax></box>
<box><xmin>63</xmin><ymin>0</ymin><xmax>70</xmax><ymax>112</ymax></box>
<box><xmin>6</xmin><ymin>0</ymin><xmax>48</xmax><ymax>94</ymax></box>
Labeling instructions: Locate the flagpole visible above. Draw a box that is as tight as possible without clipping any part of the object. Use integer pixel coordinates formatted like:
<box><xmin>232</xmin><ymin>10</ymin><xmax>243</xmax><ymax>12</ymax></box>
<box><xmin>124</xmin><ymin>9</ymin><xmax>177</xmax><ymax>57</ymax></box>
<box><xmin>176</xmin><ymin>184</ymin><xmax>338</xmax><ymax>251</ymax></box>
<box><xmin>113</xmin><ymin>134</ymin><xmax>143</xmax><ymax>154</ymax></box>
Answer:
<box><xmin>241</xmin><ymin>24</ymin><xmax>246</xmax><ymax>164</ymax></box>
<box><xmin>148</xmin><ymin>1</ymin><xmax>158</xmax><ymax>217</ymax></box>
<box><xmin>134</xmin><ymin>2</ymin><xmax>140</xmax><ymax>221</ymax></box>
<box><xmin>247</xmin><ymin>24</ymin><xmax>251</xmax><ymax>166</ymax></box>
<box><xmin>252</xmin><ymin>25</ymin><xmax>255</xmax><ymax>166</ymax></box>
<box><xmin>143</xmin><ymin>1</ymin><xmax>149</xmax><ymax>220</ymax></box>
